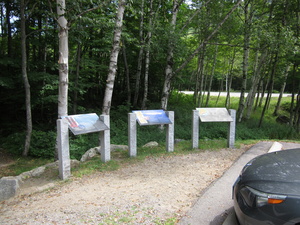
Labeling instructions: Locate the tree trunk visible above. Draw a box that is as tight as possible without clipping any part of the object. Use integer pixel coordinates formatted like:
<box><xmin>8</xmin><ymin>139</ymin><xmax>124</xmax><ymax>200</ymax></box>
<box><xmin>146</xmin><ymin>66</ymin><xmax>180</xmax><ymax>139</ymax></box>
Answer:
<box><xmin>102</xmin><ymin>0</ymin><xmax>126</xmax><ymax>115</ymax></box>
<box><xmin>215</xmin><ymin>78</ymin><xmax>224</xmax><ymax>106</ymax></box>
<box><xmin>258</xmin><ymin>52</ymin><xmax>278</xmax><ymax>127</ymax></box>
<box><xmin>133</xmin><ymin>0</ymin><xmax>144</xmax><ymax>108</ymax></box>
<box><xmin>0</xmin><ymin>5</ymin><xmax>4</xmax><ymax>39</ymax></box>
<box><xmin>73</xmin><ymin>43</ymin><xmax>82</xmax><ymax>114</ymax></box>
<box><xmin>245</xmin><ymin>49</ymin><xmax>268</xmax><ymax>119</ymax></box>
<box><xmin>289</xmin><ymin>64</ymin><xmax>297</xmax><ymax>126</ymax></box>
<box><xmin>57</xmin><ymin>0</ymin><xmax>69</xmax><ymax>118</ymax></box>
<box><xmin>237</xmin><ymin>0</ymin><xmax>253</xmax><ymax>122</ymax></box>
<box><xmin>122</xmin><ymin>41</ymin><xmax>131</xmax><ymax>105</ymax></box>
<box><xmin>21</xmin><ymin>0</ymin><xmax>32</xmax><ymax>157</ymax></box>
<box><xmin>225</xmin><ymin>48</ymin><xmax>236</xmax><ymax>108</ymax></box>
<box><xmin>161</xmin><ymin>0</ymin><xmax>180</xmax><ymax>110</ymax></box>
<box><xmin>294</xmin><ymin>88</ymin><xmax>300</xmax><ymax>132</ymax></box>
<box><xmin>196</xmin><ymin>44</ymin><xmax>206</xmax><ymax>107</ymax></box>
<box><xmin>141</xmin><ymin>0</ymin><xmax>154</xmax><ymax>110</ymax></box>
<box><xmin>205</xmin><ymin>45</ymin><xmax>218</xmax><ymax>107</ymax></box>
<box><xmin>273</xmin><ymin>64</ymin><xmax>290</xmax><ymax>116</ymax></box>
<box><xmin>5</xmin><ymin>0</ymin><xmax>12</xmax><ymax>57</ymax></box>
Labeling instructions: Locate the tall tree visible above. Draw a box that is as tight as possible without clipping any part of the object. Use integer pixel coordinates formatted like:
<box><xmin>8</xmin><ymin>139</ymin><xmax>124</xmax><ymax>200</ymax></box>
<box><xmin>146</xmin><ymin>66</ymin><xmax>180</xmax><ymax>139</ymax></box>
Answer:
<box><xmin>161</xmin><ymin>0</ymin><xmax>181</xmax><ymax>110</ymax></box>
<box><xmin>141</xmin><ymin>0</ymin><xmax>154</xmax><ymax>110</ymax></box>
<box><xmin>5</xmin><ymin>0</ymin><xmax>12</xmax><ymax>57</ymax></box>
<box><xmin>21</xmin><ymin>0</ymin><xmax>32</xmax><ymax>156</ymax></box>
<box><xmin>133</xmin><ymin>0</ymin><xmax>144</xmax><ymax>108</ymax></box>
<box><xmin>273</xmin><ymin>64</ymin><xmax>290</xmax><ymax>116</ymax></box>
<box><xmin>57</xmin><ymin>0</ymin><xmax>69</xmax><ymax>119</ymax></box>
<box><xmin>237</xmin><ymin>0</ymin><xmax>253</xmax><ymax>122</ymax></box>
<box><xmin>102</xmin><ymin>0</ymin><xmax>126</xmax><ymax>115</ymax></box>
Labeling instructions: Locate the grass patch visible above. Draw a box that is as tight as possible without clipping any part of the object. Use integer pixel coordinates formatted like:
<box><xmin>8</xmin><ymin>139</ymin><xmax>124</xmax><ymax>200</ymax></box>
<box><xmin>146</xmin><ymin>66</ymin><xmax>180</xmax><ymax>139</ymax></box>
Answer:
<box><xmin>72</xmin><ymin>158</ymin><xmax>120</xmax><ymax>177</ymax></box>
<box><xmin>0</xmin><ymin>156</ymin><xmax>52</xmax><ymax>177</ymax></box>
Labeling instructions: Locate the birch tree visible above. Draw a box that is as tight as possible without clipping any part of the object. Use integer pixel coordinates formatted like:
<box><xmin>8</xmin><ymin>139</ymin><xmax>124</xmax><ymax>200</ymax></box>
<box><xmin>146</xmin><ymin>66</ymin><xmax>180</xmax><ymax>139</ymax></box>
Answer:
<box><xmin>161</xmin><ymin>0</ymin><xmax>181</xmax><ymax>110</ymax></box>
<box><xmin>57</xmin><ymin>0</ymin><xmax>69</xmax><ymax>119</ymax></box>
<box><xmin>102</xmin><ymin>0</ymin><xmax>126</xmax><ymax>115</ymax></box>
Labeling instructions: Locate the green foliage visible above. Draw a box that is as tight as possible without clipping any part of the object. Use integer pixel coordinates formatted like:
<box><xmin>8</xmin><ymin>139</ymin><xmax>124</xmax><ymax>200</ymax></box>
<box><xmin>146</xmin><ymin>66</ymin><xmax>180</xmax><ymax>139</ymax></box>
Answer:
<box><xmin>69</xmin><ymin>133</ymin><xmax>99</xmax><ymax>160</ymax></box>
<box><xmin>1</xmin><ymin>130</ymin><xmax>56</xmax><ymax>158</ymax></box>
<box><xmin>1</xmin><ymin>93</ymin><xmax>299</xmax><ymax>161</ymax></box>
<box><xmin>29</xmin><ymin>130</ymin><xmax>57</xmax><ymax>158</ymax></box>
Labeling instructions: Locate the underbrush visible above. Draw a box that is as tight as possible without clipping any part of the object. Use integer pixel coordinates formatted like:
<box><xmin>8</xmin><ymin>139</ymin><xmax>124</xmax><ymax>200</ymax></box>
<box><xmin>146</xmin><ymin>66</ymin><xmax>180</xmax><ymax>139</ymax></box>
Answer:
<box><xmin>1</xmin><ymin>92</ymin><xmax>299</xmax><ymax>162</ymax></box>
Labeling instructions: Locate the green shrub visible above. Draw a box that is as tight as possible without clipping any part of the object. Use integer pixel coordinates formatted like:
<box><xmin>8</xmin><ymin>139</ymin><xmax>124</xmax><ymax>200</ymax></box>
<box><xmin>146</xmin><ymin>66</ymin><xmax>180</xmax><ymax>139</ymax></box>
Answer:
<box><xmin>2</xmin><ymin>130</ymin><xmax>56</xmax><ymax>158</ymax></box>
<box><xmin>29</xmin><ymin>130</ymin><xmax>56</xmax><ymax>158</ymax></box>
<box><xmin>69</xmin><ymin>133</ymin><xmax>99</xmax><ymax>160</ymax></box>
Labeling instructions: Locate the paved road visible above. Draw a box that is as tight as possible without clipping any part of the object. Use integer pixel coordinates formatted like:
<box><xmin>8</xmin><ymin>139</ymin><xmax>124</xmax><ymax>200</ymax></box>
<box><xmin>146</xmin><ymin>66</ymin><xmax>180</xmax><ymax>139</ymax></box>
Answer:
<box><xmin>180</xmin><ymin>91</ymin><xmax>292</xmax><ymax>98</ymax></box>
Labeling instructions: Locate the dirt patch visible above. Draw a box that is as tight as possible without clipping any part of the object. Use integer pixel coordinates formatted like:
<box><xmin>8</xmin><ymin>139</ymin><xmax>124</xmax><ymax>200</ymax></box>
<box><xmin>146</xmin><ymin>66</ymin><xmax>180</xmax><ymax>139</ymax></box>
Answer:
<box><xmin>0</xmin><ymin>146</ymin><xmax>249</xmax><ymax>225</ymax></box>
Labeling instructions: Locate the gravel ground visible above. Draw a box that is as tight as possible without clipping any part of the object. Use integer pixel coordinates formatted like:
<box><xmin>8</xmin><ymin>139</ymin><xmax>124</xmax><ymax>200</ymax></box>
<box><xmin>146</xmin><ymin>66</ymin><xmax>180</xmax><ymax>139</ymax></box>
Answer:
<box><xmin>0</xmin><ymin>147</ymin><xmax>249</xmax><ymax>225</ymax></box>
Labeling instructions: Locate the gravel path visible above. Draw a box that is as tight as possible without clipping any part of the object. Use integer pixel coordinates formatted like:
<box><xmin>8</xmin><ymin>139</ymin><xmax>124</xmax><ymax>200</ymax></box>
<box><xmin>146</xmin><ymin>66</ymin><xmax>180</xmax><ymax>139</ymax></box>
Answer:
<box><xmin>0</xmin><ymin>147</ymin><xmax>249</xmax><ymax>225</ymax></box>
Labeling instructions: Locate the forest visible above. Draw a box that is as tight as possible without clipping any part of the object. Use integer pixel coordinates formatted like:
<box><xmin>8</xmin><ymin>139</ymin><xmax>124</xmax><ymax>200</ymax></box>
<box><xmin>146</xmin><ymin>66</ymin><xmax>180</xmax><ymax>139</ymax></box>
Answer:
<box><xmin>0</xmin><ymin>0</ymin><xmax>299</xmax><ymax>159</ymax></box>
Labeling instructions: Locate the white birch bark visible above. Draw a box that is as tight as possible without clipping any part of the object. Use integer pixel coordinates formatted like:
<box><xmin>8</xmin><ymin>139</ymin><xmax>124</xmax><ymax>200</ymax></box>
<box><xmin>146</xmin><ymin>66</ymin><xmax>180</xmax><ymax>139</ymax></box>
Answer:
<box><xmin>57</xmin><ymin>0</ymin><xmax>69</xmax><ymax>118</ymax></box>
<box><xmin>161</xmin><ymin>0</ymin><xmax>180</xmax><ymax>110</ymax></box>
<box><xmin>102</xmin><ymin>0</ymin><xmax>126</xmax><ymax>115</ymax></box>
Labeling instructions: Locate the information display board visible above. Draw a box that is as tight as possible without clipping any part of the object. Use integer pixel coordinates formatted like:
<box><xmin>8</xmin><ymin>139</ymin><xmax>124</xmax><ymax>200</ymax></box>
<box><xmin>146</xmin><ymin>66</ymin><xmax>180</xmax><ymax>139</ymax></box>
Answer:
<box><xmin>64</xmin><ymin>113</ymin><xmax>109</xmax><ymax>135</ymax></box>
<box><xmin>196</xmin><ymin>108</ymin><xmax>233</xmax><ymax>122</ymax></box>
<box><xmin>133</xmin><ymin>109</ymin><xmax>172</xmax><ymax>126</ymax></box>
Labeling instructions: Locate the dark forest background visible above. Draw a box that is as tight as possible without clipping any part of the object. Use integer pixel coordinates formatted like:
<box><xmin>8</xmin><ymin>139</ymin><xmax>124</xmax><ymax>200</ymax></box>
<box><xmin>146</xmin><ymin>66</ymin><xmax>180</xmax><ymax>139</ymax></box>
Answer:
<box><xmin>0</xmin><ymin>0</ymin><xmax>299</xmax><ymax>159</ymax></box>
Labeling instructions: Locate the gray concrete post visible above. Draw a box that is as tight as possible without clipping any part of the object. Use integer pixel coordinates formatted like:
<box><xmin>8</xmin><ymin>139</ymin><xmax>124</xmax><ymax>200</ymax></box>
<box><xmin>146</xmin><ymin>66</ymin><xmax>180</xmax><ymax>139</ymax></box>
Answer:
<box><xmin>166</xmin><ymin>111</ymin><xmax>174</xmax><ymax>152</ymax></box>
<box><xmin>128</xmin><ymin>113</ymin><xmax>137</xmax><ymax>157</ymax></box>
<box><xmin>57</xmin><ymin>118</ymin><xmax>71</xmax><ymax>180</ymax></box>
<box><xmin>192</xmin><ymin>110</ymin><xmax>199</xmax><ymax>149</ymax></box>
<box><xmin>100</xmin><ymin>115</ymin><xmax>110</xmax><ymax>162</ymax></box>
<box><xmin>228</xmin><ymin>109</ymin><xmax>236</xmax><ymax>148</ymax></box>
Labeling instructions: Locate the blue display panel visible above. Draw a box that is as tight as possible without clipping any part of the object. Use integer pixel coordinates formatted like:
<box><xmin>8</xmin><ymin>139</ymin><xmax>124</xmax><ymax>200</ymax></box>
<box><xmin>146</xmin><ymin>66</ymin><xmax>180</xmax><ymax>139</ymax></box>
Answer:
<box><xmin>64</xmin><ymin>113</ymin><xmax>109</xmax><ymax>135</ymax></box>
<box><xmin>133</xmin><ymin>109</ymin><xmax>172</xmax><ymax>126</ymax></box>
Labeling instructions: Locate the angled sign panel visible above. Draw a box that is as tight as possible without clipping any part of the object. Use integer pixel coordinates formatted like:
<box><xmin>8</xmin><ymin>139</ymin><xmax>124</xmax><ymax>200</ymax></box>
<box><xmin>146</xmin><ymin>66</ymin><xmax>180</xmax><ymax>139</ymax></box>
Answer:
<box><xmin>196</xmin><ymin>108</ymin><xmax>233</xmax><ymax>122</ymax></box>
<box><xmin>64</xmin><ymin>113</ymin><xmax>109</xmax><ymax>135</ymax></box>
<box><xmin>133</xmin><ymin>109</ymin><xmax>172</xmax><ymax>126</ymax></box>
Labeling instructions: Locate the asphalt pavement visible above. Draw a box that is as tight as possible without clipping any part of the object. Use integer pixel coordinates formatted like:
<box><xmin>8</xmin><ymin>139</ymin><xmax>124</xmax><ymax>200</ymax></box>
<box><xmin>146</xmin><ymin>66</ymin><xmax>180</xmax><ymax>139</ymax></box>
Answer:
<box><xmin>180</xmin><ymin>91</ymin><xmax>292</xmax><ymax>98</ymax></box>
<box><xmin>179</xmin><ymin>141</ymin><xmax>300</xmax><ymax>225</ymax></box>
